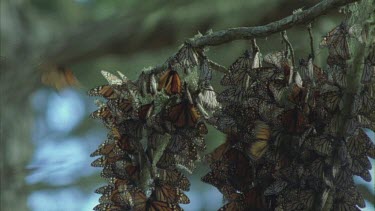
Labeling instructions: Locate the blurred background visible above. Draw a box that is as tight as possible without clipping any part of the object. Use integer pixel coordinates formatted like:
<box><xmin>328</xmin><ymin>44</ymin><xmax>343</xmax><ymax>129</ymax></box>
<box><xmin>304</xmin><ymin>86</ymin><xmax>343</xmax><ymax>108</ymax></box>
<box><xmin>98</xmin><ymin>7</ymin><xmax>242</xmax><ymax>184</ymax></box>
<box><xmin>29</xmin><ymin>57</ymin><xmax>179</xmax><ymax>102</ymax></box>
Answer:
<box><xmin>0</xmin><ymin>0</ymin><xmax>374</xmax><ymax>210</ymax></box>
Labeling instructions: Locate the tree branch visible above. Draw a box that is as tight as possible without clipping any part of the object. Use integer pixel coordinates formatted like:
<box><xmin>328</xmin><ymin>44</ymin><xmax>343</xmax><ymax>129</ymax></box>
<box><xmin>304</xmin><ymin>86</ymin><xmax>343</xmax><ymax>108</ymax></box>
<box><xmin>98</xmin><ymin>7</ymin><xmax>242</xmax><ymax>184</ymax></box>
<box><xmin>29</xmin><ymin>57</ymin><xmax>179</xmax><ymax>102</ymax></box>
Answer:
<box><xmin>189</xmin><ymin>0</ymin><xmax>359</xmax><ymax>47</ymax></box>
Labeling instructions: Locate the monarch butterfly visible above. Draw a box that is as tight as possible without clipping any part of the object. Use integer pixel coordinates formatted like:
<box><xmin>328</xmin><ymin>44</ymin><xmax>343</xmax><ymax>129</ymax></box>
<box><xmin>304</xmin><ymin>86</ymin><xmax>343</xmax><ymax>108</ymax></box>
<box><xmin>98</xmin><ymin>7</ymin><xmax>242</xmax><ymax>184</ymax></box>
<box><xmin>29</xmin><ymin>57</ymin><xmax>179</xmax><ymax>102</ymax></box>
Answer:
<box><xmin>217</xmin><ymin>87</ymin><xmax>251</xmax><ymax>103</ymax></box>
<box><xmin>93</xmin><ymin>203</ymin><xmax>124</xmax><ymax>211</ymax></box>
<box><xmin>128</xmin><ymin>187</ymin><xmax>182</xmax><ymax>211</ymax></box>
<box><xmin>264</xmin><ymin>51</ymin><xmax>286</xmax><ymax>69</ymax></box>
<box><xmin>224</xmin><ymin>148</ymin><xmax>254</xmax><ymax>192</ymax></box>
<box><xmin>158</xmin><ymin>66</ymin><xmax>182</xmax><ymax>95</ymax></box>
<box><xmin>335</xmin><ymin>168</ymin><xmax>354</xmax><ymax>188</ymax></box>
<box><xmin>90</xmin><ymin>140</ymin><xmax>125</xmax><ymax>159</ymax></box>
<box><xmin>287</xmin><ymin>83</ymin><xmax>307</xmax><ymax>106</ymax></box>
<box><xmin>264</xmin><ymin>179</ymin><xmax>288</xmax><ymax>196</ymax></box>
<box><xmin>41</xmin><ymin>65</ymin><xmax>80</xmax><ymax>90</ymax></box>
<box><xmin>298</xmin><ymin>57</ymin><xmax>314</xmax><ymax>85</ymax></box>
<box><xmin>157</xmin><ymin>150</ymin><xmax>177</xmax><ymax>170</ymax></box>
<box><xmin>247</xmin><ymin>121</ymin><xmax>271</xmax><ymax>160</ymax></box>
<box><xmin>137</xmin><ymin>71</ymin><xmax>158</xmax><ymax>97</ymax></box>
<box><xmin>90</xmin><ymin>106</ymin><xmax>117</xmax><ymax>128</ymax></box>
<box><xmin>354</xmin><ymin>85</ymin><xmax>374</xmax><ymax>114</ymax></box>
<box><xmin>199</xmin><ymin>58</ymin><xmax>212</xmax><ymax>82</ymax></box>
<box><xmin>228</xmin><ymin>50</ymin><xmax>253</xmax><ymax>72</ymax></box>
<box><xmin>279</xmin><ymin>189</ymin><xmax>315</xmax><ymax>211</ymax></box>
<box><xmin>116</xmin><ymin>134</ymin><xmax>137</xmax><ymax>154</ymax></box>
<box><xmin>330</xmin><ymin>65</ymin><xmax>347</xmax><ymax>88</ymax></box>
<box><xmin>88</xmin><ymin>85</ymin><xmax>119</xmax><ymax>99</ymax></box>
<box><xmin>175</xmin><ymin>43</ymin><xmax>199</xmax><ymax>69</ymax></box>
<box><xmin>204</xmin><ymin>133</ymin><xmax>240</xmax><ymax>164</ymax></box>
<box><xmin>94</xmin><ymin>184</ymin><xmax>114</xmax><ymax>195</ymax></box>
<box><xmin>151</xmin><ymin>179</ymin><xmax>190</xmax><ymax>204</ymax></box>
<box><xmin>107</xmin><ymin>98</ymin><xmax>133</xmax><ymax>117</ymax></box>
<box><xmin>346</xmin><ymin>128</ymin><xmax>375</xmax><ymax>158</ymax></box>
<box><xmin>197</xmin><ymin>83</ymin><xmax>219</xmax><ymax>110</ymax></box>
<box><xmin>137</xmin><ymin>102</ymin><xmax>154</xmax><ymax>121</ymax></box>
<box><xmin>349</xmin><ymin>155</ymin><xmax>371</xmax><ymax>175</ymax></box>
<box><xmin>201</xmin><ymin>170</ymin><xmax>226</xmax><ymax>189</ymax></box>
<box><xmin>101</xmin><ymin>70</ymin><xmax>123</xmax><ymax>85</ymax></box>
<box><xmin>278</xmin><ymin>108</ymin><xmax>307</xmax><ymax>134</ymax></box>
<box><xmin>319</xmin><ymin>89</ymin><xmax>342</xmax><ymax>112</ymax></box>
<box><xmin>307</xmin><ymin>136</ymin><xmax>333</xmax><ymax>156</ymax></box>
<box><xmin>220</xmin><ymin>50</ymin><xmax>253</xmax><ymax>86</ymax></box>
<box><xmin>100</xmin><ymin>162</ymin><xmax>140</xmax><ymax>180</ymax></box>
<box><xmin>333</xmin><ymin>187</ymin><xmax>365</xmax><ymax>210</ymax></box>
<box><xmin>118</xmin><ymin>120</ymin><xmax>144</xmax><ymax>139</ymax></box>
<box><xmin>242</xmin><ymin>187</ymin><xmax>267</xmax><ymax>209</ymax></box>
<box><xmin>167</xmin><ymin>89</ymin><xmax>200</xmax><ymax>128</ymax></box>
<box><xmin>320</xmin><ymin>22</ymin><xmax>351</xmax><ymax>62</ymax></box>
<box><xmin>158</xmin><ymin>169</ymin><xmax>191</xmax><ymax>191</ymax></box>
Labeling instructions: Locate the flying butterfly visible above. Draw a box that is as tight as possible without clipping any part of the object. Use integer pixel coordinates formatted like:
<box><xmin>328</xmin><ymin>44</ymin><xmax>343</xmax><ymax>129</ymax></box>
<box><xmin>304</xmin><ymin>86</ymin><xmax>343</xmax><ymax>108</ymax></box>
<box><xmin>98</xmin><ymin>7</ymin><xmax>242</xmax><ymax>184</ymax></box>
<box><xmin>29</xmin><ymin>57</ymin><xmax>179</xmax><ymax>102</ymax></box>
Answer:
<box><xmin>41</xmin><ymin>65</ymin><xmax>80</xmax><ymax>90</ymax></box>
<box><xmin>158</xmin><ymin>66</ymin><xmax>182</xmax><ymax>95</ymax></box>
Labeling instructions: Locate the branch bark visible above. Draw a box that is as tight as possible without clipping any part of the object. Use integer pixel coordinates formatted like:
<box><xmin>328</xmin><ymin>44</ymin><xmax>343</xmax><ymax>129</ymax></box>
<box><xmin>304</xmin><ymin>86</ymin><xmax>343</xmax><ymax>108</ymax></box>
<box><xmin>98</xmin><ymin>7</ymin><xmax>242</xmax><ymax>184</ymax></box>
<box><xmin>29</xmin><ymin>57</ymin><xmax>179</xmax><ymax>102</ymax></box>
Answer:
<box><xmin>189</xmin><ymin>0</ymin><xmax>359</xmax><ymax>47</ymax></box>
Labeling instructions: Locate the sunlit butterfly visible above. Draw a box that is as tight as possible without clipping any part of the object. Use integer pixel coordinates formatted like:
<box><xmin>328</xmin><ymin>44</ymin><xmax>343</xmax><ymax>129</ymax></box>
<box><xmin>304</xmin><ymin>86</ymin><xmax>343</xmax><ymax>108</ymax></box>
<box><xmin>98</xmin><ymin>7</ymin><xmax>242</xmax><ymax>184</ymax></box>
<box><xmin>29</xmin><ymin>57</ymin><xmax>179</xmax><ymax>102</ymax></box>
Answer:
<box><xmin>158</xmin><ymin>66</ymin><xmax>182</xmax><ymax>95</ymax></box>
<box><xmin>247</xmin><ymin>121</ymin><xmax>271</xmax><ymax>160</ymax></box>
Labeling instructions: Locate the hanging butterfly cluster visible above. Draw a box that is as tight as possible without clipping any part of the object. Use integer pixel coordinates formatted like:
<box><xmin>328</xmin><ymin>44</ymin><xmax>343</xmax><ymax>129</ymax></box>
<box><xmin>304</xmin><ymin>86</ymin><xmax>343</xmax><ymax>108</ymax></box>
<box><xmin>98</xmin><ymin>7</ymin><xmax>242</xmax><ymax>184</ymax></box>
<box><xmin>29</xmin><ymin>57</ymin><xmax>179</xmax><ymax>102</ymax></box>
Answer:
<box><xmin>88</xmin><ymin>20</ymin><xmax>374</xmax><ymax>210</ymax></box>
<box><xmin>89</xmin><ymin>42</ymin><xmax>221</xmax><ymax>210</ymax></box>
<box><xmin>202</xmin><ymin>23</ymin><xmax>375</xmax><ymax>211</ymax></box>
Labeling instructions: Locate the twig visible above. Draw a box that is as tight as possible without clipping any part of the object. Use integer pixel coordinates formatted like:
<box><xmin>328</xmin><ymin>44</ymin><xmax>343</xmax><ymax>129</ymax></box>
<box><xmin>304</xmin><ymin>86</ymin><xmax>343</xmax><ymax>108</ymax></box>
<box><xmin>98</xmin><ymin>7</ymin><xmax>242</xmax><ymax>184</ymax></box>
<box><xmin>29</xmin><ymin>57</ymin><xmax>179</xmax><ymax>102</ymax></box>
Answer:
<box><xmin>251</xmin><ymin>38</ymin><xmax>260</xmax><ymax>53</ymax></box>
<box><xmin>281</xmin><ymin>31</ymin><xmax>296</xmax><ymax>68</ymax></box>
<box><xmin>189</xmin><ymin>0</ymin><xmax>359</xmax><ymax>47</ymax></box>
<box><xmin>307</xmin><ymin>24</ymin><xmax>315</xmax><ymax>60</ymax></box>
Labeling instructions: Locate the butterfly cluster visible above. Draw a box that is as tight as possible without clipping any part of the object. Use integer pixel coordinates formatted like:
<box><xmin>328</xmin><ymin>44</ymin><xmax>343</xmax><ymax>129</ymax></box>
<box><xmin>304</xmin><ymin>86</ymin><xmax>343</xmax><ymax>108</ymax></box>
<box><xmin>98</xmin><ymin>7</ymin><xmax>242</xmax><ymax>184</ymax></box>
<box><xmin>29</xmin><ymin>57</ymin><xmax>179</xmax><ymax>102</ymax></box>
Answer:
<box><xmin>89</xmin><ymin>43</ymin><xmax>218</xmax><ymax>211</ymax></box>
<box><xmin>89</xmin><ymin>21</ymin><xmax>374</xmax><ymax>210</ymax></box>
<box><xmin>201</xmin><ymin>23</ymin><xmax>375</xmax><ymax>211</ymax></box>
